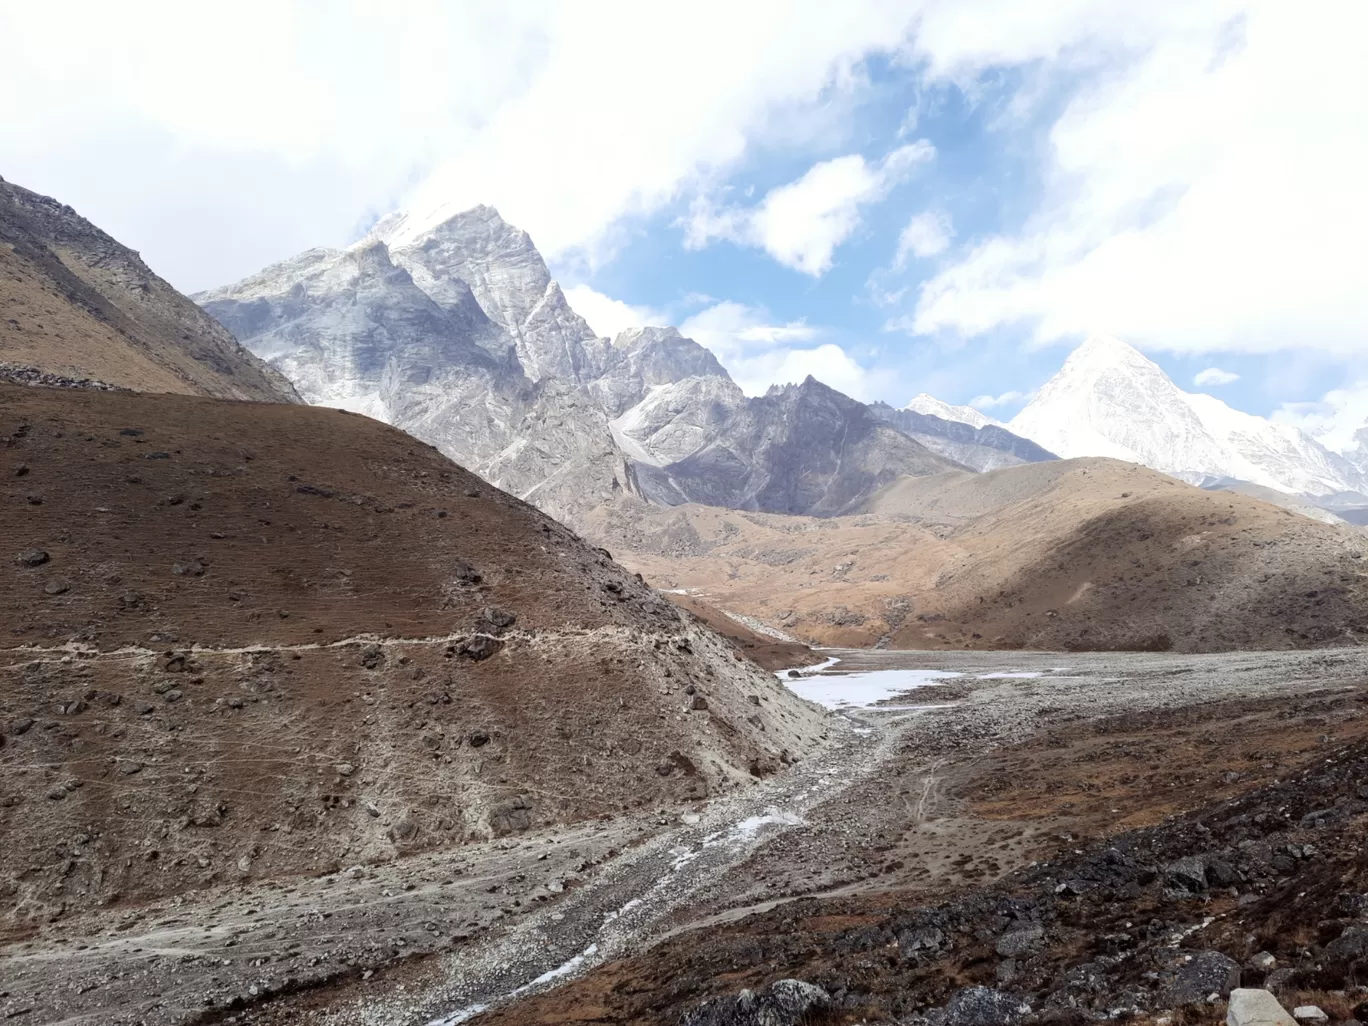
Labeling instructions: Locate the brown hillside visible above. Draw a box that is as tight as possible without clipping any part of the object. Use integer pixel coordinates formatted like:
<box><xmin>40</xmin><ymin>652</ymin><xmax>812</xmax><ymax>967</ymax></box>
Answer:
<box><xmin>0</xmin><ymin>383</ymin><xmax>825</xmax><ymax>934</ymax></box>
<box><xmin>587</xmin><ymin>458</ymin><xmax>1368</xmax><ymax>652</ymax></box>
<box><xmin>0</xmin><ymin>175</ymin><xmax>298</xmax><ymax>401</ymax></box>
<box><xmin>667</xmin><ymin>593</ymin><xmax>819</xmax><ymax>671</ymax></box>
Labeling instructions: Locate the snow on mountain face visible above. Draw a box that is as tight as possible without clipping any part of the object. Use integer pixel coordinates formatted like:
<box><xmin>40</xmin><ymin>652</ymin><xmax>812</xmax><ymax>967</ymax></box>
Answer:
<box><xmin>588</xmin><ymin>326</ymin><xmax>734</xmax><ymax>417</ymax></box>
<box><xmin>369</xmin><ymin>206</ymin><xmax>602</xmax><ymax>384</ymax></box>
<box><xmin>1009</xmin><ymin>336</ymin><xmax>1368</xmax><ymax>498</ymax></box>
<box><xmin>905</xmin><ymin>393</ymin><xmax>1000</xmax><ymax>430</ymax></box>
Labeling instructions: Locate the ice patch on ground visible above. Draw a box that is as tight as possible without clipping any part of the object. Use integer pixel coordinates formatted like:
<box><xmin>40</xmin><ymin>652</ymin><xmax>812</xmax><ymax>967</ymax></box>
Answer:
<box><xmin>775</xmin><ymin>656</ymin><xmax>841</xmax><ymax>678</ymax></box>
<box><xmin>728</xmin><ymin>809</ymin><xmax>805</xmax><ymax>840</ymax></box>
<box><xmin>432</xmin><ymin>1002</ymin><xmax>489</xmax><ymax>1025</ymax></box>
<box><xmin>431</xmin><ymin>945</ymin><xmax>600</xmax><ymax>1024</ymax></box>
<box><xmin>782</xmin><ymin>668</ymin><xmax>961</xmax><ymax>709</ymax></box>
<box><xmin>524</xmin><ymin>944</ymin><xmax>598</xmax><ymax>988</ymax></box>
<box><xmin>979</xmin><ymin>671</ymin><xmax>1044</xmax><ymax>679</ymax></box>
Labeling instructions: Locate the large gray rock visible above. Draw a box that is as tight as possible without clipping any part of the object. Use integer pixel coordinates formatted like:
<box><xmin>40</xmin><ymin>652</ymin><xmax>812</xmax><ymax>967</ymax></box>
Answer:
<box><xmin>1227</xmin><ymin>988</ymin><xmax>1297</xmax><ymax>1026</ymax></box>
<box><xmin>995</xmin><ymin>923</ymin><xmax>1044</xmax><ymax>957</ymax></box>
<box><xmin>939</xmin><ymin>986</ymin><xmax>1029</xmax><ymax>1026</ymax></box>
<box><xmin>681</xmin><ymin>978</ymin><xmax>829</xmax><ymax>1026</ymax></box>
<box><xmin>1164</xmin><ymin>855</ymin><xmax>1210</xmax><ymax>892</ymax></box>
<box><xmin>1162</xmin><ymin>950</ymin><xmax>1240</xmax><ymax>1006</ymax></box>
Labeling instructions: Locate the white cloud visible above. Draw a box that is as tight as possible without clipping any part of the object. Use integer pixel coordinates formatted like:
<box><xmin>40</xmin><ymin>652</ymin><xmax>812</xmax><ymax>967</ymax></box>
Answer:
<box><xmin>1274</xmin><ymin>383</ymin><xmax>1368</xmax><ymax>455</ymax></box>
<box><xmin>685</xmin><ymin>142</ymin><xmax>935</xmax><ymax>275</ymax></box>
<box><xmin>969</xmin><ymin>390</ymin><xmax>1028</xmax><ymax>408</ymax></box>
<box><xmin>561</xmin><ymin>285</ymin><xmax>664</xmax><ymax>339</ymax></box>
<box><xmin>679</xmin><ymin>301</ymin><xmax>817</xmax><ymax>353</ymax></box>
<box><xmin>678</xmin><ymin>300</ymin><xmax>877</xmax><ymax>399</ymax></box>
<box><xmin>1193</xmin><ymin>367</ymin><xmax>1239</xmax><ymax>387</ymax></box>
<box><xmin>0</xmin><ymin>2</ymin><xmax>932</xmax><ymax>291</ymax></box>
<box><xmin>895</xmin><ymin>209</ymin><xmax>954</xmax><ymax>266</ymax></box>
<box><xmin>907</xmin><ymin>2</ymin><xmax>1368</xmax><ymax>357</ymax></box>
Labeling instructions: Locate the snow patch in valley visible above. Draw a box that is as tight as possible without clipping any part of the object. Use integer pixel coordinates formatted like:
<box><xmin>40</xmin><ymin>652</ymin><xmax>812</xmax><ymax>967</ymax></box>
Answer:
<box><xmin>431</xmin><ymin>944</ymin><xmax>600</xmax><ymax>1024</ymax></box>
<box><xmin>725</xmin><ymin>809</ymin><xmax>806</xmax><ymax>841</ymax></box>
<box><xmin>781</xmin><ymin>665</ymin><xmax>961</xmax><ymax>709</ymax></box>
<box><xmin>775</xmin><ymin>656</ymin><xmax>841</xmax><ymax>678</ymax></box>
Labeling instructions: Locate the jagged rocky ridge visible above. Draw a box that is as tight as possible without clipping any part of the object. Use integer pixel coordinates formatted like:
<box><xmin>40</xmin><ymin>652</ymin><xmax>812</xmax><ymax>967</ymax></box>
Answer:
<box><xmin>199</xmin><ymin>207</ymin><xmax>1026</xmax><ymax>525</ymax></box>
<box><xmin>870</xmin><ymin>401</ymin><xmax>1057</xmax><ymax>472</ymax></box>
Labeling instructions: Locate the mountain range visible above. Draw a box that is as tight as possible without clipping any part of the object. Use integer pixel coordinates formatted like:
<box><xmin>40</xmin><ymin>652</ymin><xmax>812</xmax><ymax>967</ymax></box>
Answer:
<box><xmin>197</xmin><ymin>206</ymin><xmax>1056</xmax><ymax>526</ymax></box>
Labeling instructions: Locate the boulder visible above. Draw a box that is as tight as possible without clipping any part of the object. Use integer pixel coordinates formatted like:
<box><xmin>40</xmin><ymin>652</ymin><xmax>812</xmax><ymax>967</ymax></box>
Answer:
<box><xmin>1292</xmin><ymin>1007</ymin><xmax>1327</xmax><ymax>1023</ymax></box>
<box><xmin>459</xmin><ymin>635</ymin><xmax>504</xmax><ymax>661</ymax></box>
<box><xmin>681</xmin><ymin>979</ymin><xmax>829</xmax><ymax>1026</ymax></box>
<box><xmin>941</xmin><ymin>986</ymin><xmax>1029</xmax><ymax>1026</ymax></box>
<box><xmin>488</xmin><ymin>797</ymin><xmax>532</xmax><ymax>836</ymax></box>
<box><xmin>1164</xmin><ymin>855</ymin><xmax>1208</xmax><ymax>892</ymax></box>
<box><xmin>1227</xmin><ymin>989</ymin><xmax>1297</xmax><ymax>1026</ymax></box>
<box><xmin>482</xmin><ymin>605</ymin><xmax>517</xmax><ymax>630</ymax></box>
<box><xmin>1328</xmin><ymin>925</ymin><xmax>1368</xmax><ymax>960</ymax></box>
<box><xmin>1161</xmin><ymin>950</ymin><xmax>1240</xmax><ymax>1005</ymax></box>
<box><xmin>898</xmin><ymin>924</ymin><xmax>947</xmax><ymax>955</ymax></box>
<box><xmin>995</xmin><ymin>923</ymin><xmax>1044</xmax><ymax>957</ymax></box>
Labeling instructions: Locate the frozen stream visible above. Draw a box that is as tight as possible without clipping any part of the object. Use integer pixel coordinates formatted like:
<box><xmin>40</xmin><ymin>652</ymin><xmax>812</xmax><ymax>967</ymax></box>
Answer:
<box><xmin>424</xmin><ymin>655</ymin><xmax>1086</xmax><ymax>1023</ymax></box>
<box><xmin>779</xmin><ymin>664</ymin><xmax>962</xmax><ymax>709</ymax></box>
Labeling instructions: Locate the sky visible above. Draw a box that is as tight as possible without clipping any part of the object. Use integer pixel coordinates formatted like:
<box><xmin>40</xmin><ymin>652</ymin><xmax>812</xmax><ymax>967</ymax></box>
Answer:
<box><xmin>2</xmin><ymin>1</ymin><xmax>1365</xmax><ymax>447</ymax></box>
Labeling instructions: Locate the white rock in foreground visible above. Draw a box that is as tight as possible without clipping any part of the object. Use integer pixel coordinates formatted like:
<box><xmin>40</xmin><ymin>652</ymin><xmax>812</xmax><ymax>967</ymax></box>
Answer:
<box><xmin>1226</xmin><ymin>988</ymin><xmax>1296</xmax><ymax>1026</ymax></box>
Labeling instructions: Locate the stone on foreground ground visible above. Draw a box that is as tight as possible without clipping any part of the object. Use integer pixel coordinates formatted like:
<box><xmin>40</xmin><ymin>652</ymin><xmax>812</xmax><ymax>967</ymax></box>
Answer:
<box><xmin>1228</xmin><ymin>989</ymin><xmax>1297</xmax><ymax>1026</ymax></box>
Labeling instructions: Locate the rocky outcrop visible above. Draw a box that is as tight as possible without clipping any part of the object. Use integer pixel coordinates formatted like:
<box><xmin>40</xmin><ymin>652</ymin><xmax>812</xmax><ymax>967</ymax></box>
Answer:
<box><xmin>870</xmin><ymin>401</ymin><xmax>1057</xmax><ymax>472</ymax></box>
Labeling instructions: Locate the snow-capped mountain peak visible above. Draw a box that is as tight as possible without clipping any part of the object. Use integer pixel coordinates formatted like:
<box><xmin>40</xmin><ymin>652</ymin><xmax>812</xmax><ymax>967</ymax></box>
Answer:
<box><xmin>904</xmin><ymin>392</ymin><xmax>1001</xmax><ymax>430</ymax></box>
<box><xmin>1009</xmin><ymin>335</ymin><xmax>1367</xmax><ymax>498</ymax></box>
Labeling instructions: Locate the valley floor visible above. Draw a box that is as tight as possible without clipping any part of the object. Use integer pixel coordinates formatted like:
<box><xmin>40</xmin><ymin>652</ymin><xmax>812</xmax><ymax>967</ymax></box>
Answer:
<box><xmin>5</xmin><ymin>647</ymin><xmax>1368</xmax><ymax>1025</ymax></box>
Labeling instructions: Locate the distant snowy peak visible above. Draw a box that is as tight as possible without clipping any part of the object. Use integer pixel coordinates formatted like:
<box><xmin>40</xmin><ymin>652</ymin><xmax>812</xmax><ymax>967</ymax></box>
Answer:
<box><xmin>904</xmin><ymin>393</ymin><xmax>1001</xmax><ymax>430</ymax></box>
<box><xmin>1009</xmin><ymin>335</ymin><xmax>1367</xmax><ymax>498</ymax></box>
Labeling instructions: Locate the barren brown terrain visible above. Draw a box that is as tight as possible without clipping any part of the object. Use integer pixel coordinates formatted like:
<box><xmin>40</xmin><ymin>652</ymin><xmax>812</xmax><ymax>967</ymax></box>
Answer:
<box><xmin>667</xmin><ymin>593</ymin><xmax>821</xmax><ymax>671</ymax></box>
<box><xmin>0</xmin><ymin>382</ymin><xmax>826</xmax><ymax>938</ymax></box>
<box><xmin>440</xmin><ymin>652</ymin><xmax>1368</xmax><ymax>1026</ymax></box>
<box><xmin>56</xmin><ymin>648</ymin><xmax>1359</xmax><ymax>1026</ymax></box>
<box><xmin>0</xmin><ymin>176</ymin><xmax>297</xmax><ymax>401</ymax></box>
<box><xmin>588</xmin><ymin>458</ymin><xmax>1368</xmax><ymax>652</ymax></box>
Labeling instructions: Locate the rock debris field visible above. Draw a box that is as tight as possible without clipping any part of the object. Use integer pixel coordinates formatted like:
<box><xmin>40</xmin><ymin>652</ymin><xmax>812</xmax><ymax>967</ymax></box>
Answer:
<box><xmin>7</xmin><ymin>646</ymin><xmax>1368</xmax><ymax>1025</ymax></box>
